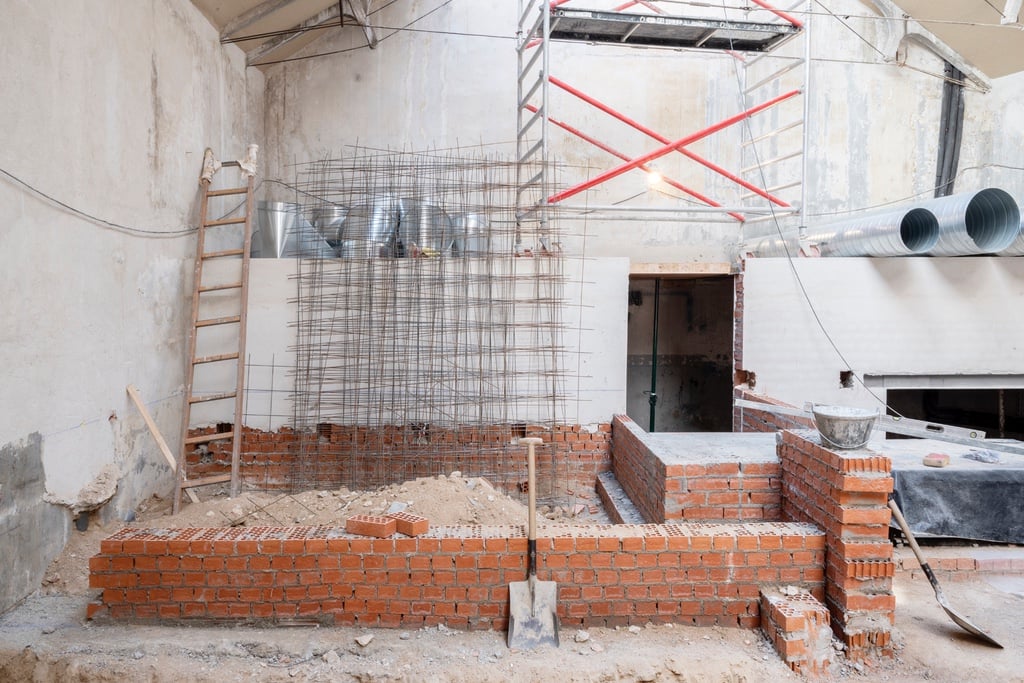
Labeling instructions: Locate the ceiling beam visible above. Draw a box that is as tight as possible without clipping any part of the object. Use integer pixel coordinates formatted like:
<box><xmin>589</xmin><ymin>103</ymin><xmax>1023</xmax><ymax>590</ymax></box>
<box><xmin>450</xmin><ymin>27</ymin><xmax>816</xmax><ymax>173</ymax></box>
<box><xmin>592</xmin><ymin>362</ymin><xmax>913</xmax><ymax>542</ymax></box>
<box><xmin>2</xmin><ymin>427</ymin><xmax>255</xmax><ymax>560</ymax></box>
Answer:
<box><xmin>859</xmin><ymin>0</ymin><xmax>991</xmax><ymax>91</ymax></box>
<box><xmin>245</xmin><ymin>0</ymin><xmax>378</xmax><ymax>66</ymax></box>
<box><xmin>246</xmin><ymin>4</ymin><xmax>342</xmax><ymax>64</ymax></box>
<box><xmin>221</xmin><ymin>0</ymin><xmax>296</xmax><ymax>40</ymax></box>
<box><xmin>346</xmin><ymin>0</ymin><xmax>378</xmax><ymax>49</ymax></box>
<box><xmin>1002</xmin><ymin>0</ymin><xmax>1023</xmax><ymax>25</ymax></box>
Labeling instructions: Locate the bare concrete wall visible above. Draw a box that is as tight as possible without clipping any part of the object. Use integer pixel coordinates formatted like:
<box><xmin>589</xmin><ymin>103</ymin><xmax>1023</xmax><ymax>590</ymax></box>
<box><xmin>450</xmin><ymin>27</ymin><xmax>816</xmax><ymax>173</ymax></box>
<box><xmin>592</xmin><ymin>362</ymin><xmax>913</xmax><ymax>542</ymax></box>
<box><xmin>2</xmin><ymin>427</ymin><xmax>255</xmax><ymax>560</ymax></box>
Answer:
<box><xmin>0</xmin><ymin>0</ymin><xmax>262</xmax><ymax>611</ymax></box>
<box><xmin>0</xmin><ymin>434</ymin><xmax>68</xmax><ymax>615</ymax></box>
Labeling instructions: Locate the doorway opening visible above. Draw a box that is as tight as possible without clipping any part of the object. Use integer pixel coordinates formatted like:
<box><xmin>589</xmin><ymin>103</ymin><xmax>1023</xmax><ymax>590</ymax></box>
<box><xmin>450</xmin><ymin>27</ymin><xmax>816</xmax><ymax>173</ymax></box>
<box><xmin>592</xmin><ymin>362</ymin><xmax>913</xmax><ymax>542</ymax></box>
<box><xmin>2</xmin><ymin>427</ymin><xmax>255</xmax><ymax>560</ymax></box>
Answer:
<box><xmin>626</xmin><ymin>276</ymin><xmax>734</xmax><ymax>432</ymax></box>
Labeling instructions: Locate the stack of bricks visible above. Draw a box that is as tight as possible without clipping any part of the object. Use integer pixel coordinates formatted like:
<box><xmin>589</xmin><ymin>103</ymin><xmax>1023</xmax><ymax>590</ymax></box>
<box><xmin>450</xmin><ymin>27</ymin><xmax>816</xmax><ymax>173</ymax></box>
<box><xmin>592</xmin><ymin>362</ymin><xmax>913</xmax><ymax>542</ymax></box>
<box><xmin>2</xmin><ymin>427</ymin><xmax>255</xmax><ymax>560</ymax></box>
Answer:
<box><xmin>733</xmin><ymin>390</ymin><xmax>816</xmax><ymax>434</ymax></box>
<box><xmin>186</xmin><ymin>423</ymin><xmax>611</xmax><ymax>496</ymax></box>
<box><xmin>778</xmin><ymin>430</ymin><xmax>895</xmax><ymax>661</ymax></box>
<box><xmin>87</xmin><ymin>522</ymin><xmax>824</xmax><ymax>629</ymax></box>
<box><xmin>611</xmin><ymin>415</ymin><xmax>782</xmax><ymax>522</ymax></box>
<box><xmin>760</xmin><ymin>587</ymin><xmax>833</xmax><ymax>675</ymax></box>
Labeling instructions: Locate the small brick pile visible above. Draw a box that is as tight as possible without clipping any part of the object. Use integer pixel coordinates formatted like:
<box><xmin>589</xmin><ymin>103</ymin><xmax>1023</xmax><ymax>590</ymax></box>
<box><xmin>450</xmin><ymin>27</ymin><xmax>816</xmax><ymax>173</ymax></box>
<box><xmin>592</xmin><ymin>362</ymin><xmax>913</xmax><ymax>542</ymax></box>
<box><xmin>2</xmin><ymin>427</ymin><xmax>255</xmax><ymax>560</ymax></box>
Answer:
<box><xmin>345</xmin><ymin>512</ymin><xmax>429</xmax><ymax>538</ymax></box>
<box><xmin>779</xmin><ymin>430</ymin><xmax>895</xmax><ymax>661</ymax></box>
<box><xmin>760</xmin><ymin>587</ymin><xmax>833</xmax><ymax>675</ymax></box>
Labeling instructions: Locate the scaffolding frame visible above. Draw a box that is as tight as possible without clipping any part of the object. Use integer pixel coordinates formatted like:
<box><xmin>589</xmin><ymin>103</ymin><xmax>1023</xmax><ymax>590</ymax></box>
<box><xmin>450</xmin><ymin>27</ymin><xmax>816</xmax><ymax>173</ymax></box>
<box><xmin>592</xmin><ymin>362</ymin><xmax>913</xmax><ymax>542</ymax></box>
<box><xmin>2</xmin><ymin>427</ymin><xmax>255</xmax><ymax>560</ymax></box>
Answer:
<box><xmin>515</xmin><ymin>0</ymin><xmax>809</xmax><ymax>233</ymax></box>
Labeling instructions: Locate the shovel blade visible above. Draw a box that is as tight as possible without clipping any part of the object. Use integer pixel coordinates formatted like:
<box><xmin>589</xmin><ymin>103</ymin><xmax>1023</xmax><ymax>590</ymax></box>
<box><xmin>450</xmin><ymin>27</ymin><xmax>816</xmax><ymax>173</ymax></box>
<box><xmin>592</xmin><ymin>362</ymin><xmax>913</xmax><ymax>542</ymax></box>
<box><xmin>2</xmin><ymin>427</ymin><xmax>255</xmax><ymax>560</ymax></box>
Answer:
<box><xmin>507</xmin><ymin>579</ymin><xmax>560</xmax><ymax>649</ymax></box>
<box><xmin>936</xmin><ymin>594</ymin><xmax>1003</xmax><ymax>648</ymax></box>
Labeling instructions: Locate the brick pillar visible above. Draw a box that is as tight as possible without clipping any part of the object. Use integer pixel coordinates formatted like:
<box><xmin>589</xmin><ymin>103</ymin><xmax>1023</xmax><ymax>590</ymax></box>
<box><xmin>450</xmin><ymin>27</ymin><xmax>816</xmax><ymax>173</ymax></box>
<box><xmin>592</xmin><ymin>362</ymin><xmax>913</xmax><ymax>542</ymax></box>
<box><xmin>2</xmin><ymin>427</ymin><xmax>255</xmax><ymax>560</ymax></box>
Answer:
<box><xmin>778</xmin><ymin>430</ymin><xmax>894</xmax><ymax>661</ymax></box>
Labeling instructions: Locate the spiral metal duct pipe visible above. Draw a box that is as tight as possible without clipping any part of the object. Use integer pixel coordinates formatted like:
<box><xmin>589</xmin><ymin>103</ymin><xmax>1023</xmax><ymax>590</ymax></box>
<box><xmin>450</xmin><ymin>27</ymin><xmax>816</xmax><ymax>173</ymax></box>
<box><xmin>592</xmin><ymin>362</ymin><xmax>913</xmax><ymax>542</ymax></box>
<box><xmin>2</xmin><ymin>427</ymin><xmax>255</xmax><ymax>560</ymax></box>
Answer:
<box><xmin>747</xmin><ymin>206</ymin><xmax>939</xmax><ymax>257</ymax></box>
<box><xmin>919</xmin><ymin>188</ymin><xmax>1020</xmax><ymax>256</ymax></box>
<box><xmin>998</xmin><ymin>215</ymin><xmax>1024</xmax><ymax>256</ymax></box>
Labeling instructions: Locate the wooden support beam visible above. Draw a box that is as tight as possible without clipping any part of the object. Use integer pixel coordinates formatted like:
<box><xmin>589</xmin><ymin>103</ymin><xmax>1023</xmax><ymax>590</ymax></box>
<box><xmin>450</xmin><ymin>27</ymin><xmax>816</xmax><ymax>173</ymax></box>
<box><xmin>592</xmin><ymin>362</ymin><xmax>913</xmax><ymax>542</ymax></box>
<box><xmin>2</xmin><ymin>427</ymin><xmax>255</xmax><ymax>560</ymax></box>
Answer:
<box><xmin>126</xmin><ymin>385</ymin><xmax>200</xmax><ymax>504</ymax></box>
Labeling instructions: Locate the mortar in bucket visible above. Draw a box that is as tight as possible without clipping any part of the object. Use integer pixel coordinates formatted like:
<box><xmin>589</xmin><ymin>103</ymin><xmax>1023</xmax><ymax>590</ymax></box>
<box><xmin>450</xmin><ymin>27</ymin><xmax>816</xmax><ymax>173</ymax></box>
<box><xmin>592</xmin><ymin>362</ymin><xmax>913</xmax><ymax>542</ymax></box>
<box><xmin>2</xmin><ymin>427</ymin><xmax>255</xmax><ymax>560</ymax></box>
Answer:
<box><xmin>812</xmin><ymin>405</ymin><xmax>879</xmax><ymax>449</ymax></box>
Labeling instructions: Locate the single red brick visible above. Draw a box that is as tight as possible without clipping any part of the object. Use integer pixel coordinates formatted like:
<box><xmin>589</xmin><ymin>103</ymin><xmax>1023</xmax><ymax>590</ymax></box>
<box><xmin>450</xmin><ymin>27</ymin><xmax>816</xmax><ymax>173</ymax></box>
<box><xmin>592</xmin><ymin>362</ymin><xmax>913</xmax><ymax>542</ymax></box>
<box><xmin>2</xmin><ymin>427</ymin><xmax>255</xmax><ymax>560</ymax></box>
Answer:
<box><xmin>386</xmin><ymin>511</ymin><xmax>429</xmax><ymax>536</ymax></box>
<box><xmin>346</xmin><ymin>515</ymin><xmax>397</xmax><ymax>538</ymax></box>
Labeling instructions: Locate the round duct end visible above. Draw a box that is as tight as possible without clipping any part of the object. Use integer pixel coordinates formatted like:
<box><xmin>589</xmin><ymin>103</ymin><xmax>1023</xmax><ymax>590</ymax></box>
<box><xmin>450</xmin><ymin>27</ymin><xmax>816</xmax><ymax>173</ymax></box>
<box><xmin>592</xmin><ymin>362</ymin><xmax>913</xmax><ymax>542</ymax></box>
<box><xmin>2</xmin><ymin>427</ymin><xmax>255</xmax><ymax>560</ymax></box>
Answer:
<box><xmin>899</xmin><ymin>208</ymin><xmax>940</xmax><ymax>253</ymax></box>
<box><xmin>965</xmin><ymin>188</ymin><xmax>1020</xmax><ymax>253</ymax></box>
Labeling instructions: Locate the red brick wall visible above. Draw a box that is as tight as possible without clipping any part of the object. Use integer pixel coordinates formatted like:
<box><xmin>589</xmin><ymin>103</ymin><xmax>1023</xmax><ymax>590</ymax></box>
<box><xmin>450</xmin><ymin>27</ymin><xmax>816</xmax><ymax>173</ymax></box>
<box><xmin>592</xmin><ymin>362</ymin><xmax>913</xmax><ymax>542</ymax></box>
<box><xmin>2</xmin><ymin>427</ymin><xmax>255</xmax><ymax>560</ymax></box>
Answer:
<box><xmin>88</xmin><ymin>522</ymin><xmax>825</xmax><ymax>629</ymax></box>
<box><xmin>611</xmin><ymin>415</ymin><xmax>781</xmax><ymax>522</ymax></box>
<box><xmin>187</xmin><ymin>423</ymin><xmax>611</xmax><ymax>498</ymax></box>
<box><xmin>778</xmin><ymin>430</ymin><xmax>894</xmax><ymax>661</ymax></box>
<box><xmin>733</xmin><ymin>390</ymin><xmax>815</xmax><ymax>433</ymax></box>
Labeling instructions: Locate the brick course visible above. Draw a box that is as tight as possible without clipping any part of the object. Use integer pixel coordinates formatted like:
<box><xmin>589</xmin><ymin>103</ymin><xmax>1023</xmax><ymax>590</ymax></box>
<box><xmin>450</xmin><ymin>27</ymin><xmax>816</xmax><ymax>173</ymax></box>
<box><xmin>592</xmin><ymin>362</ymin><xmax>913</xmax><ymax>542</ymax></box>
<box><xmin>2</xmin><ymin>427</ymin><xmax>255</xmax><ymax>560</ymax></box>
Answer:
<box><xmin>186</xmin><ymin>423</ymin><xmax>611</xmax><ymax>497</ymax></box>
<box><xmin>733</xmin><ymin>390</ymin><xmax>815</xmax><ymax>434</ymax></box>
<box><xmin>88</xmin><ymin>522</ymin><xmax>824</xmax><ymax>629</ymax></box>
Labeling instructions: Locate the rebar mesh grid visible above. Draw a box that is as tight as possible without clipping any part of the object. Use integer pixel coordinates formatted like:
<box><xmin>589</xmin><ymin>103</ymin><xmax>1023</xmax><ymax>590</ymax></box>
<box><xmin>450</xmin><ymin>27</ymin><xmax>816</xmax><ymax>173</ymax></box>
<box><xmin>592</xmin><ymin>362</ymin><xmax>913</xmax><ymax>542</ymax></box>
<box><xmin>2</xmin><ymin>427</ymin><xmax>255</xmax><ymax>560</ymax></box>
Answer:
<box><xmin>283</xmin><ymin>148</ymin><xmax>572</xmax><ymax>492</ymax></box>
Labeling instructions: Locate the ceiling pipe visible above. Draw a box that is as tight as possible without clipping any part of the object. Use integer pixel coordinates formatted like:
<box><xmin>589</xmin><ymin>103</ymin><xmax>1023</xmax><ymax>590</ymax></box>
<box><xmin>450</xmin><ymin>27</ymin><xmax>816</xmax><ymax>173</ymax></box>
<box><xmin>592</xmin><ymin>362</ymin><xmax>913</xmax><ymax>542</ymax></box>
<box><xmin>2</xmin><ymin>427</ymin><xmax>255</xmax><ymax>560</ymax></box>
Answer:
<box><xmin>997</xmin><ymin>216</ymin><xmax>1024</xmax><ymax>255</ymax></box>
<box><xmin>920</xmin><ymin>188</ymin><xmax>1020</xmax><ymax>255</ymax></box>
<box><xmin>747</xmin><ymin>188</ymin><xmax>1020</xmax><ymax>258</ymax></box>
<box><xmin>746</xmin><ymin>206</ymin><xmax>939</xmax><ymax>257</ymax></box>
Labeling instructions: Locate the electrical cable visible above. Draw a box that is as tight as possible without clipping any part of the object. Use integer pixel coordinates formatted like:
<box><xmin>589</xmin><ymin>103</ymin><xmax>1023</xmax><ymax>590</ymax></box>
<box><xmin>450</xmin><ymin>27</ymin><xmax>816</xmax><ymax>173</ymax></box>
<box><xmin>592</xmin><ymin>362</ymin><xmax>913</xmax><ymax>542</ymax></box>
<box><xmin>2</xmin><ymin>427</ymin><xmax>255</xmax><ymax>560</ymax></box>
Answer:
<box><xmin>0</xmin><ymin>166</ymin><xmax>196</xmax><ymax>238</ymax></box>
<box><xmin>0</xmin><ymin>165</ymin><xmax>266</xmax><ymax>238</ymax></box>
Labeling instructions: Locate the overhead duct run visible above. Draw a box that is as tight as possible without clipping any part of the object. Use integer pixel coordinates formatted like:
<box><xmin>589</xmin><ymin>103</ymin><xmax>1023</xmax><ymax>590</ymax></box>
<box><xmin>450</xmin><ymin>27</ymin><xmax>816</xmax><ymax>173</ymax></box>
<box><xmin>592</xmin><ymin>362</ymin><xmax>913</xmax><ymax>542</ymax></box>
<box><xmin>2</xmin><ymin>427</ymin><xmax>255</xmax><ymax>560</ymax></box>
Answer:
<box><xmin>746</xmin><ymin>206</ymin><xmax>940</xmax><ymax>257</ymax></box>
<box><xmin>919</xmin><ymin>188</ymin><xmax>1020</xmax><ymax>256</ymax></box>
<box><xmin>746</xmin><ymin>188</ymin><xmax>1021</xmax><ymax>258</ymax></box>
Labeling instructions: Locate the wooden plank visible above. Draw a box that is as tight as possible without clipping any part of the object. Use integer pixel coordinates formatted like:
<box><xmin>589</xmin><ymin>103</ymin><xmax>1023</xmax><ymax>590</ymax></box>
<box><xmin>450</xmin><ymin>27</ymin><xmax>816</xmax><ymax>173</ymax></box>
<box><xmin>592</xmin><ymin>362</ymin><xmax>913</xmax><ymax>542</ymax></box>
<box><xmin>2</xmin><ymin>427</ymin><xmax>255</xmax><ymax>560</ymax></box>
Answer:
<box><xmin>629</xmin><ymin>262</ymin><xmax>735</xmax><ymax>277</ymax></box>
<box><xmin>127</xmin><ymin>385</ymin><xmax>200</xmax><ymax>504</ymax></box>
<box><xmin>181</xmin><ymin>474</ymin><xmax>233</xmax><ymax>489</ymax></box>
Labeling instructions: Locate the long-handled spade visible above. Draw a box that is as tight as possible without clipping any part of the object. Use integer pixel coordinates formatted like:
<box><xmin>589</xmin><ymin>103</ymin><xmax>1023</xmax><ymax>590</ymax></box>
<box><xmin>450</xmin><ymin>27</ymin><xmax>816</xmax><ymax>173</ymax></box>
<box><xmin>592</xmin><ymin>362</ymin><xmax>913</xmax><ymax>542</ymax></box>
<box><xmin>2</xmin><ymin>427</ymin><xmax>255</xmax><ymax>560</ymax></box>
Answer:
<box><xmin>507</xmin><ymin>437</ymin><xmax>560</xmax><ymax>649</ymax></box>
<box><xmin>888</xmin><ymin>498</ymin><xmax>1002</xmax><ymax>648</ymax></box>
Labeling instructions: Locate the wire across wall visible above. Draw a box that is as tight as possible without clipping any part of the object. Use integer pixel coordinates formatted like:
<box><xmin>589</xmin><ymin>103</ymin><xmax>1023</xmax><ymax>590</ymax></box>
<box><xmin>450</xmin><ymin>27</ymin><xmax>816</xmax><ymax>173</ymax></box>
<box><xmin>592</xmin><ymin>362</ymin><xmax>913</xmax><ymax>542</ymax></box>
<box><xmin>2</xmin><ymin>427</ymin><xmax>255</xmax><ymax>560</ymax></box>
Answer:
<box><xmin>284</xmin><ymin>148</ymin><xmax>572</xmax><ymax>492</ymax></box>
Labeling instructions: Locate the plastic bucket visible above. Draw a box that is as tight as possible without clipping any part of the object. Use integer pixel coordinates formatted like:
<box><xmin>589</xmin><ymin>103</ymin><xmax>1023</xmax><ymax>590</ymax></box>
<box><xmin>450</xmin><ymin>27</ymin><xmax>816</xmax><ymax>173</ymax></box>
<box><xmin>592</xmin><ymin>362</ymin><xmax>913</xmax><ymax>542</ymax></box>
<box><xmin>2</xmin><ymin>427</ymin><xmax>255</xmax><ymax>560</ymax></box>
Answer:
<box><xmin>812</xmin><ymin>405</ymin><xmax>878</xmax><ymax>449</ymax></box>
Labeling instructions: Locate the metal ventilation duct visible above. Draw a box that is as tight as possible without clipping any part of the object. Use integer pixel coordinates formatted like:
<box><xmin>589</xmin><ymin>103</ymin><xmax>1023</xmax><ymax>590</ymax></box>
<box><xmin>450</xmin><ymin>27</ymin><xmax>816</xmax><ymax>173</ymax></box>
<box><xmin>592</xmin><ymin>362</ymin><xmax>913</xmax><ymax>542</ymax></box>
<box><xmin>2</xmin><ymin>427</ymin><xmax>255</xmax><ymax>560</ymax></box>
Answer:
<box><xmin>920</xmin><ymin>188</ymin><xmax>1020</xmax><ymax>256</ymax></box>
<box><xmin>998</xmin><ymin>215</ymin><xmax>1024</xmax><ymax>256</ymax></box>
<box><xmin>747</xmin><ymin>206</ymin><xmax>939</xmax><ymax>257</ymax></box>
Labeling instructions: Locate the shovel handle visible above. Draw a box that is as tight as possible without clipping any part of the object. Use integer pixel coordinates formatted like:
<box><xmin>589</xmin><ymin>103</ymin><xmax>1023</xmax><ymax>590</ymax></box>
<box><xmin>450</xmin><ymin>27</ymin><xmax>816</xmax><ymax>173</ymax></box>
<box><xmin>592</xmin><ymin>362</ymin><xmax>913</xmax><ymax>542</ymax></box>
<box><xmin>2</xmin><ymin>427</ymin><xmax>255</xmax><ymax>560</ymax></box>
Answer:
<box><xmin>521</xmin><ymin>438</ymin><xmax>543</xmax><ymax>574</ymax></box>
<box><xmin>888</xmin><ymin>498</ymin><xmax>943</xmax><ymax>593</ymax></box>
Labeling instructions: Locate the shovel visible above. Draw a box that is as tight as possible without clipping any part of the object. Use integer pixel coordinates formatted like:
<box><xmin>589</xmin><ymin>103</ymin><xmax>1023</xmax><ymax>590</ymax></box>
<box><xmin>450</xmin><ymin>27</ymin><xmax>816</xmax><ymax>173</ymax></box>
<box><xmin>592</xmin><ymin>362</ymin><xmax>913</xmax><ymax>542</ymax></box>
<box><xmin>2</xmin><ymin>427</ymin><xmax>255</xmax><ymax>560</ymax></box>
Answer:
<box><xmin>887</xmin><ymin>498</ymin><xmax>1002</xmax><ymax>648</ymax></box>
<box><xmin>507</xmin><ymin>437</ymin><xmax>560</xmax><ymax>649</ymax></box>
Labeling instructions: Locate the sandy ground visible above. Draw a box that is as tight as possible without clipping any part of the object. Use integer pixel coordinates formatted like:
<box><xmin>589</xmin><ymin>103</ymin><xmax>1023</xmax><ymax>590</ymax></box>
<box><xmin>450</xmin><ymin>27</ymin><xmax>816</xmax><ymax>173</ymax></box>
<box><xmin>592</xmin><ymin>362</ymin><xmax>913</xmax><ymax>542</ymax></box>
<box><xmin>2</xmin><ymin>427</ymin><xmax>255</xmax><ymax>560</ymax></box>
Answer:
<box><xmin>6</xmin><ymin>476</ymin><xmax>1024</xmax><ymax>682</ymax></box>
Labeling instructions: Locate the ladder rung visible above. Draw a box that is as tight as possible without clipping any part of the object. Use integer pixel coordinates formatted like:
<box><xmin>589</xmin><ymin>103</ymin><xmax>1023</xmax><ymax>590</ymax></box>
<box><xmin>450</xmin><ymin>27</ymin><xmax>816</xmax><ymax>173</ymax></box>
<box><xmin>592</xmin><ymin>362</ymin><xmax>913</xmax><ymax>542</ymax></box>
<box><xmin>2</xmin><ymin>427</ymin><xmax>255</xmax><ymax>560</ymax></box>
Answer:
<box><xmin>196</xmin><ymin>315</ymin><xmax>241</xmax><ymax>328</ymax></box>
<box><xmin>194</xmin><ymin>352</ymin><xmax>240</xmax><ymax>365</ymax></box>
<box><xmin>207</xmin><ymin>187</ymin><xmax>248</xmax><ymax>197</ymax></box>
<box><xmin>202</xmin><ymin>248</ymin><xmax>245</xmax><ymax>259</ymax></box>
<box><xmin>205</xmin><ymin>216</ymin><xmax>247</xmax><ymax>227</ymax></box>
<box><xmin>199</xmin><ymin>282</ymin><xmax>243</xmax><ymax>293</ymax></box>
<box><xmin>185</xmin><ymin>430</ymin><xmax>235</xmax><ymax>445</ymax></box>
<box><xmin>188</xmin><ymin>391</ymin><xmax>237</xmax><ymax>404</ymax></box>
<box><xmin>181</xmin><ymin>474</ymin><xmax>232</xmax><ymax>489</ymax></box>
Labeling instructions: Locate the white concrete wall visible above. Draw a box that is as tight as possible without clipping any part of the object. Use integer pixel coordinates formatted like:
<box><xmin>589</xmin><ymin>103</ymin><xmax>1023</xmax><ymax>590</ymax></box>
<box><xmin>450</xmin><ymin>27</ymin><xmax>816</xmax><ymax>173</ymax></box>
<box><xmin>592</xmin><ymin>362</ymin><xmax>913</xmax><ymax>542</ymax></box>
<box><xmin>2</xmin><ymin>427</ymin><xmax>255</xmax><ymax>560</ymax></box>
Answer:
<box><xmin>0</xmin><ymin>0</ymin><xmax>262</xmax><ymax>608</ymax></box>
<box><xmin>741</xmin><ymin>257</ymin><xmax>1024</xmax><ymax>409</ymax></box>
<box><xmin>239</xmin><ymin>256</ymin><xmax>627</xmax><ymax>429</ymax></box>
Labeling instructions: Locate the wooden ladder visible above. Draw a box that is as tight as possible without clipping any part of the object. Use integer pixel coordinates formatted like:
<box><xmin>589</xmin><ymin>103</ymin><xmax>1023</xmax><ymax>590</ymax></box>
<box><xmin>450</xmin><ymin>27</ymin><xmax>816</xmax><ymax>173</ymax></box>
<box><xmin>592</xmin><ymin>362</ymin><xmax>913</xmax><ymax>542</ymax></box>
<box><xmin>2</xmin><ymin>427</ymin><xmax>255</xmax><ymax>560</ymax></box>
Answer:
<box><xmin>174</xmin><ymin>146</ymin><xmax>257</xmax><ymax>513</ymax></box>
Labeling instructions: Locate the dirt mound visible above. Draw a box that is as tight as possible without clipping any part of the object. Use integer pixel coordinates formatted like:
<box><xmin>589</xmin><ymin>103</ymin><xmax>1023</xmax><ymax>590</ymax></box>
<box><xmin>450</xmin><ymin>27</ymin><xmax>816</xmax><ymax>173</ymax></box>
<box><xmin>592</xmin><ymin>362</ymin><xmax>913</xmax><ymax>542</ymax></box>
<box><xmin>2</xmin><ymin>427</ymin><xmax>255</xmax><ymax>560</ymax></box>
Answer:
<box><xmin>41</xmin><ymin>472</ymin><xmax>606</xmax><ymax>598</ymax></box>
